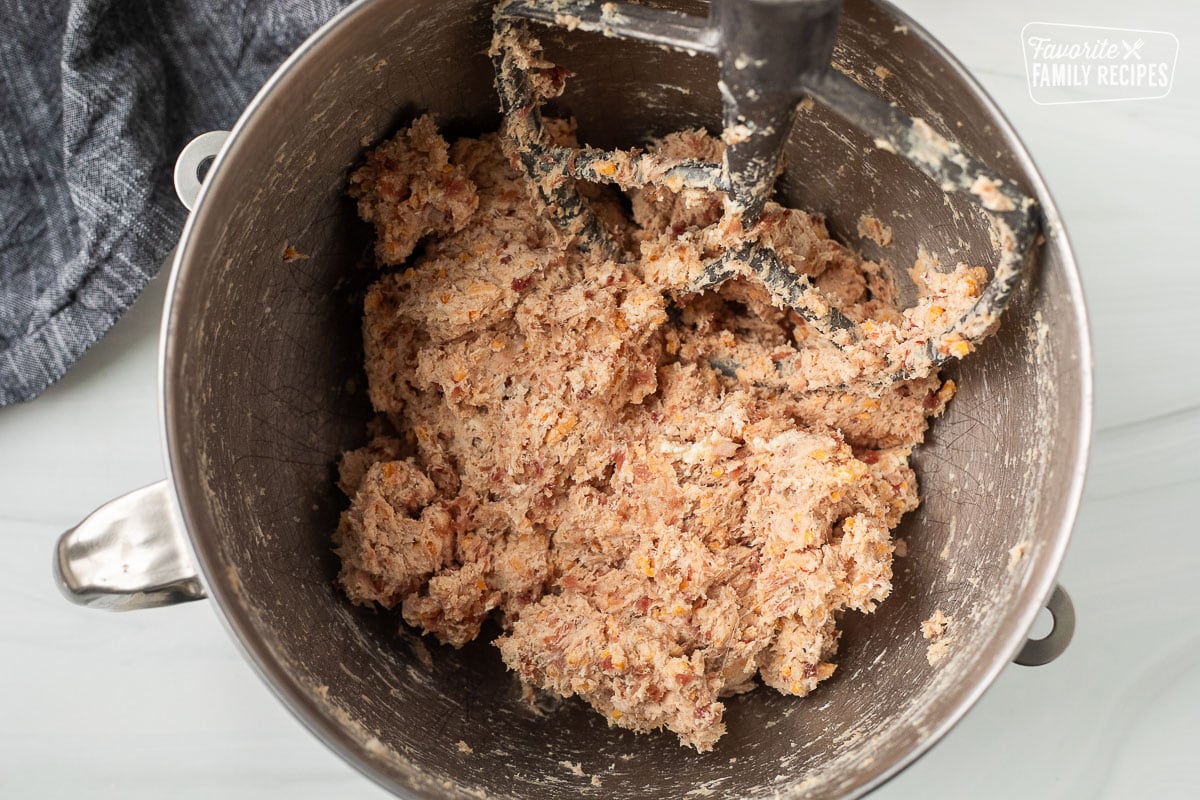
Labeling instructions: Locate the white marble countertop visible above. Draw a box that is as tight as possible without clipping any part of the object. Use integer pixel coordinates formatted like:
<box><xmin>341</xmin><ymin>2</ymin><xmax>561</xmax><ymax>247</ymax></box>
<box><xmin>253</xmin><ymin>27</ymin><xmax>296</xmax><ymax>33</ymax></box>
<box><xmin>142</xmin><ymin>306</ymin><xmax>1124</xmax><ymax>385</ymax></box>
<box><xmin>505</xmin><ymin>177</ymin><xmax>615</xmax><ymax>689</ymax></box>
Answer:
<box><xmin>3</xmin><ymin>1</ymin><xmax>1198</xmax><ymax>797</ymax></box>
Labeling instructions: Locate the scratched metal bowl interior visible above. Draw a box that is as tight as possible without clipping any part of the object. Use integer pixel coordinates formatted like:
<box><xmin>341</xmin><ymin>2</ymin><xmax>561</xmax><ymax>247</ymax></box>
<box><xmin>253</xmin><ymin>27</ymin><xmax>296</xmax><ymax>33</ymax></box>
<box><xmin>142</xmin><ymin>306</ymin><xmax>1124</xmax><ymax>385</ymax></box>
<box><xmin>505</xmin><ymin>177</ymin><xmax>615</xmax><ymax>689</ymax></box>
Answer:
<box><xmin>167</xmin><ymin>0</ymin><xmax>1087</xmax><ymax>797</ymax></box>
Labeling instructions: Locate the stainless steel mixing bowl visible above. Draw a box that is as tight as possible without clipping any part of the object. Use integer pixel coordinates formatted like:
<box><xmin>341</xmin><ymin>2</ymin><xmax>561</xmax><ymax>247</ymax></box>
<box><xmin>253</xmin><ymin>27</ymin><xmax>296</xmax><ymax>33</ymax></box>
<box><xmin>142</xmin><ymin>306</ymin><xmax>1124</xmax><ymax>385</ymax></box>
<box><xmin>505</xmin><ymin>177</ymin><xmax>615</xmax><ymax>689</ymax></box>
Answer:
<box><xmin>55</xmin><ymin>0</ymin><xmax>1092</xmax><ymax>797</ymax></box>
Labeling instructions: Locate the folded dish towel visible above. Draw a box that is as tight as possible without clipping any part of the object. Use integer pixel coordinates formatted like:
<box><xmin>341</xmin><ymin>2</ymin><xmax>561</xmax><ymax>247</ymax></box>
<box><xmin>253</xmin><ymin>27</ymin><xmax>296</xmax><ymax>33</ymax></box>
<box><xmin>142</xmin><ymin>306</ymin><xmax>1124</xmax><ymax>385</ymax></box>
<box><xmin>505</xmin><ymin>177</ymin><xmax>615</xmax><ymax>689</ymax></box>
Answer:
<box><xmin>0</xmin><ymin>0</ymin><xmax>347</xmax><ymax>405</ymax></box>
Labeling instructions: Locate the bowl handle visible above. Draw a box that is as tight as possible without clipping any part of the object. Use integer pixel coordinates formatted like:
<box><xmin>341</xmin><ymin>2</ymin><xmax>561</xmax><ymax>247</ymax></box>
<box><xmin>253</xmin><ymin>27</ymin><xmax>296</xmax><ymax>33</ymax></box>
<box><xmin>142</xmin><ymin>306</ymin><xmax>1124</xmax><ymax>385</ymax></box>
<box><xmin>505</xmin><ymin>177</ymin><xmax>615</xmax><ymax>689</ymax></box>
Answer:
<box><xmin>54</xmin><ymin>481</ymin><xmax>206</xmax><ymax>611</ymax></box>
<box><xmin>1013</xmin><ymin>584</ymin><xmax>1075</xmax><ymax>666</ymax></box>
<box><xmin>51</xmin><ymin>132</ymin><xmax>234</xmax><ymax>612</ymax></box>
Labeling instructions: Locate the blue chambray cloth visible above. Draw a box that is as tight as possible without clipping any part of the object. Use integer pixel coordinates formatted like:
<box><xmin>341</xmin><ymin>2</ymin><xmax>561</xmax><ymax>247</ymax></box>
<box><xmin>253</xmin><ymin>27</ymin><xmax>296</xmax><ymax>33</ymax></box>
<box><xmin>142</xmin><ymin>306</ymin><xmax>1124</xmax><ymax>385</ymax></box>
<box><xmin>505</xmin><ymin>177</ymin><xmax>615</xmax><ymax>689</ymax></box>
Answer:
<box><xmin>0</xmin><ymin>0</ymin><xmax>348</xmax><ymax>405</ymax></box>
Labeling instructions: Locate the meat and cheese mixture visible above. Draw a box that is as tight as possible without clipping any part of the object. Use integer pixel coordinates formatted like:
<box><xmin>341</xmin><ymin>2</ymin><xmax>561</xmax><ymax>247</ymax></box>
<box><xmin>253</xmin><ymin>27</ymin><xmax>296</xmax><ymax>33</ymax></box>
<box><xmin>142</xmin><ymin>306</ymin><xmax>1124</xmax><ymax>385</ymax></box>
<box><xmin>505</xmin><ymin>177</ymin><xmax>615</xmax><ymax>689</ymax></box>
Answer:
<box><xmin>333</xmin><ymin>114</ymin><xmax>985</xmax><ymax>751</ymax></box>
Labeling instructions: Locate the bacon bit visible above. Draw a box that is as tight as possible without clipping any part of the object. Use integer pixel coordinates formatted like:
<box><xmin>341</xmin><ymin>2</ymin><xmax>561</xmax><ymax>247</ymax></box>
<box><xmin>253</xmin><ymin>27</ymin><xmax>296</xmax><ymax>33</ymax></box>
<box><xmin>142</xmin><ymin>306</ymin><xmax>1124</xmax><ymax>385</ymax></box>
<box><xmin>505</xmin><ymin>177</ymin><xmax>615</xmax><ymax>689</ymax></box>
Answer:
<box><xmin>446</xmin><ymin>178</ymin><xmax>472</xmax><ymax>199</ymax></box>
<box><xmin>543</xmin><ymin>64</ymin><xmax>571</xmax><ymax>92</ymax></box>
<box><xmin>635</xmin><ymin>595</ymin><xmax>652</xmax><ymax>614</ymax></box>
<box><xmin>511</xmin><ymin>276</ymin><xmax>531</xmax><ymax>292</ymax></box>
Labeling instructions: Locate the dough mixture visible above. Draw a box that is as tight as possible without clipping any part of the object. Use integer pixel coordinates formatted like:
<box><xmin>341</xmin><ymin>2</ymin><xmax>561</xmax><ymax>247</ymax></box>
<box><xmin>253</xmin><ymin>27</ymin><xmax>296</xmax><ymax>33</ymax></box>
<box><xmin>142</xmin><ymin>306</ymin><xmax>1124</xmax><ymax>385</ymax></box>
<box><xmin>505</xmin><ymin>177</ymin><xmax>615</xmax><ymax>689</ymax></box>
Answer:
<box><xmin>333</xmin><ymin>113</ymin><xmax>985</xmax><ymax>750</ymax></box>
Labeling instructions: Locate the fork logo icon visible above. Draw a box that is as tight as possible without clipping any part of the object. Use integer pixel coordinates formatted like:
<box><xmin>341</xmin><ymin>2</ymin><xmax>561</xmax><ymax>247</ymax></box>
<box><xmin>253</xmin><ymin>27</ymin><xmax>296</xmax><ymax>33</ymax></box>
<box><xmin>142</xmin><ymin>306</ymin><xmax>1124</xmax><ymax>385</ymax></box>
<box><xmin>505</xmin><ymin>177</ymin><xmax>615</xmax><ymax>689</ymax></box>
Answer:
<box><xmin>1122</xmin><ymin>38</ymin><xmax>1145</xmax><ymax>60</ymax></box>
